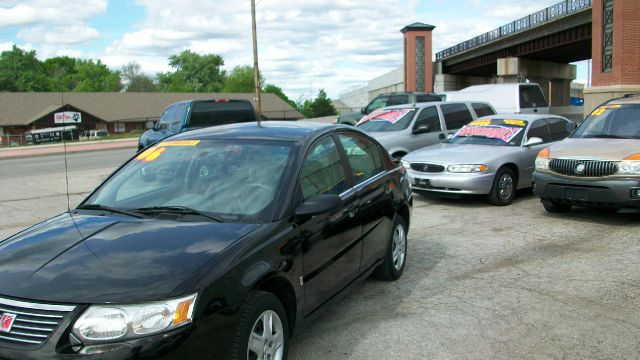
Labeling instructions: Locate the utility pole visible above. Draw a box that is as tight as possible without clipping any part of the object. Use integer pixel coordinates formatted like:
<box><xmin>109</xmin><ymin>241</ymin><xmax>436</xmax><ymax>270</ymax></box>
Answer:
<box><xmin>251</xmin><ymin>0</ymin><xmax>262</xmax><ymax>124</ymax></box>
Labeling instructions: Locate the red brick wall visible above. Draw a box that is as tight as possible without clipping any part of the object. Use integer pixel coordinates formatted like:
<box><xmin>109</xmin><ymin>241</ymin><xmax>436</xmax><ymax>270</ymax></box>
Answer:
<box><xmin>404</xmin><ymin>30</ymin><xmax>434</xmax><ymax>93</ymax></box>
<box><xmin>592</xmin><ymin>0</ymin><xmax>640</xmax><ymax>86</ymax></box>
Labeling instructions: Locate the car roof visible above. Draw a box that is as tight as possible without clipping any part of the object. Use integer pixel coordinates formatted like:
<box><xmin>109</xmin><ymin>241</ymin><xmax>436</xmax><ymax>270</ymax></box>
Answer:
<box><xmin>607</xmin><ymin>94</ymin><xmax>640</xmax><ymax>105</ymax></box>
<box><xmin>480</xmin><ymin>114</ymin><xmax>568</xmax><ymax>121</ymax></box>
<box><xmin>170</xmin><ymin>121</ymin><xmax>348</xmax><ymax>142</ymax></box>
<box><xmin>383</xmin><ymin>101</ymin><xmax>492</xmax><ymax>110</ymax></box>
<box><xmin>459</xmin><ymin>83</ymin><xmax>540</xmax><ymax>92</ymax></box>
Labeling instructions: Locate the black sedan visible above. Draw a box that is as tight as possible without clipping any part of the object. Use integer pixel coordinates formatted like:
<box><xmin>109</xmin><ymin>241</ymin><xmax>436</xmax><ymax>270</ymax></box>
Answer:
<box><xmin>0</xmin><ymin>121</ymin><xmax>412</xmax><ymax>360</ymax></box>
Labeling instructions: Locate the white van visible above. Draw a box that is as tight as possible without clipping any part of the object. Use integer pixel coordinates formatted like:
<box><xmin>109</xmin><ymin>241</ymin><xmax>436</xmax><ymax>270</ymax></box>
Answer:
<box><xmin>446</xmin><ymin>83</ymin><xmax>549</xmax><ymax>114</ymax></box>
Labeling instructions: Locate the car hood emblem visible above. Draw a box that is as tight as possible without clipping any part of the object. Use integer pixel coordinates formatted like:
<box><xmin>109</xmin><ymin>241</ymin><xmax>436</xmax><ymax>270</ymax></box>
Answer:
<box><xmin>0</xmin><ymin>313</ymin><xmax>16</xmax><ymax>333</ymax></box>
<box><xmin>575</xmin><ymin>163</ymin><xmax>585</xmax><ymax>174</ymax></box>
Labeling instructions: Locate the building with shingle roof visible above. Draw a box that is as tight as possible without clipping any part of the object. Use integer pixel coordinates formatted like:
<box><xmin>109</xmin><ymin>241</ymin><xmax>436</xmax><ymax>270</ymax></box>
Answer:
<box><xmin>0</xmin><ymin>92</ymin><xmax>303</xmax><ymax>137</ymax></box>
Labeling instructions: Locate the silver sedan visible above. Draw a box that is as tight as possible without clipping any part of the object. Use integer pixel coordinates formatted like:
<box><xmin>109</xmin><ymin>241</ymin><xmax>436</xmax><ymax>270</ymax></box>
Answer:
<box><xmin>401</xmin><ymin>114</ymin><xmax>573</xmax><ymax>205</ymax></box>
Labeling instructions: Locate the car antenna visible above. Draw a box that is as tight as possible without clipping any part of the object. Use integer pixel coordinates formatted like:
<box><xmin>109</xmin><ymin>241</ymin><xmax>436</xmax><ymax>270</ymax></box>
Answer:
<box><xmin>251</xmin><ymin>0</ymin><xmax>263</xmax><ymax>127</ymax></box>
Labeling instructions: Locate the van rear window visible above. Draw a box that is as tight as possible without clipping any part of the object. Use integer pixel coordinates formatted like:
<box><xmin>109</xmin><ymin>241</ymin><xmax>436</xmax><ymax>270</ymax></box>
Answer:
<box><xmin>188</xmin><ymin>101</ymin><xmax>257</xmax><ymax>128</ymax></box>
<box><xmin>519</xmin><ymin>85</ymin><xmax>548</xmax><ymax>108</ymax></box>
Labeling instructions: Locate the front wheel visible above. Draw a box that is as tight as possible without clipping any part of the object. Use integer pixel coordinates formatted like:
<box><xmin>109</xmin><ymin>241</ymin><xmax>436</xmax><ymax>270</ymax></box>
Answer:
<box><xmin>231</xmin><ymin>291</ymin><xmax>289</xmax><ymax>360</ymax></box>
<box><xmin>541</xmin><ymin>199</ymin><xmax>572</xmax><ymax>213</ymax></box>
<box><xmin>374</xmin><ymin>216</ymin><xmax>407</xmax><ymax>281</ymax></box>
<box><xmin>487</xmin><ymin>167</ymin><xmax>516</xmax><ymax>206</ymax></box>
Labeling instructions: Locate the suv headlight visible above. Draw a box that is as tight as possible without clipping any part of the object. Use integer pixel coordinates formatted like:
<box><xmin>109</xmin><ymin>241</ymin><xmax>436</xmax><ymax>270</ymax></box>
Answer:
<box><xmin>400</xmin><ymin>160</ymin><xmax>411</xmax><ymax>170</ymax></box>
<box><xmin>72</xmin><ymin>293</ymin><xmax>196</xmax><ymax>342</ymax></box>
<box><xmin>618</xmin><ymin>161</ymin><xmax>640</xmax><ymax>175</ymax></box>
<box><xmin>447</xmin><ymin>164</ymin><xmax>487</xmax><ymax>173</ymax></box>
<box><xmin>535</xmin><ymin>148</ymin><xmax>550</xmax><ymax>171</ymax></box>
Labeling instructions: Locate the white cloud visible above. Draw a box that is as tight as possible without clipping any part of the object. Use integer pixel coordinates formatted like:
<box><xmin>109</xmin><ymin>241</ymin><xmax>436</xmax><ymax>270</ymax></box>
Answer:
<box><xmin>0</xmin><ymin>0</ymin><xmax>107</xmax><ymax>27</ymax></box>
<box><xmin>18</xmin><ymin>25</ymin><xmax>100</xmax><ymax>45</ymax></box>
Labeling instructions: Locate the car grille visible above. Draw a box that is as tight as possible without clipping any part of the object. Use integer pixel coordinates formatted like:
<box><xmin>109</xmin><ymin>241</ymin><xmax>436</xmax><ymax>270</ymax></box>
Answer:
<box><xmin>410</xmin><ymin>163</ymin><xmax>445</xmax><ymax>173</ymax></box>
<box><xmin>549</xmin><ymin>159</ymin><xmax>618</xmax><ymax>177</ymax></box>
<box><xmin>0</xmin><ymin>296</ymin><xmax>76</xmax><ymax>348</ymax></box>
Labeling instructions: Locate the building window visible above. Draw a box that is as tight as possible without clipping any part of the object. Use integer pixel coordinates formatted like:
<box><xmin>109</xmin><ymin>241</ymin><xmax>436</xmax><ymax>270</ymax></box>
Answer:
<box><xmin>602</xmin><ymin>0</ymin><xmax>613</xmax><ymax>73</ymax></box>
<box><xmin>415</xmin><ymin>36</ymin><xmax>425</xmax><ymax>92</ymax></box>
<box><xmin>114</xmin><ymin>122</ymin><xmax>126</xmax><ymax>133</ymax></box>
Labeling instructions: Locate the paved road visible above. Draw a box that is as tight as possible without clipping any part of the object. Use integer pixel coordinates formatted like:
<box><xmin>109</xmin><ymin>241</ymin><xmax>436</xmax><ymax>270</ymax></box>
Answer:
<box><xmin>0</xmin><ymin>147</ymin><xmax>134</xmax><ymax>179</ymax></box>
<box><xmin>1</xmin><ymin>152</ymin><xmax>640</xmax><ymax>359</ymax></box>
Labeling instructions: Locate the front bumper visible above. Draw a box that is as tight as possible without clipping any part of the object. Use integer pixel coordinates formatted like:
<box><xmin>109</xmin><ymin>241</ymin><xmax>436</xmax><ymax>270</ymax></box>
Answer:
<box><xmin>408</xmin><ymin>170</ymin><xmax>495</xmax><ymax>195</ymax></box>
<box><xmin>532</xmin><ymin>171</ymin><xmax>640</xmax><ymax>208</ymax></box>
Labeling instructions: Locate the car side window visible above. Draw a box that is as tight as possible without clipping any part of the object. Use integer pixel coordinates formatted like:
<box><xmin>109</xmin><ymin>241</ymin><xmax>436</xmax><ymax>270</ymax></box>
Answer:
<box><xmin>169</xmin><ymin>103</ymin><xmax>187</xmax><ymax>132</ymax></box>
<box><xmin>157</xmin><ymin>105</ymin><xmax>176</xmax><ymax>130</ymax></box>
<box><xmin>299</xmin><ymin>137</ymin><xmax>348</xmax><ymax>200</ymax></box>
<box><xmin>413</xmin><ymin>106</ymin><xmax>442</xmax><ymax>132</ymax></box>
<box><xmin>527</xmin><ymin>119</ymin><xmax>553</xmax><ymax>143</ymax></box>
<box><xmin>441</xmin><ymin>103</ymin><xmax>473</xmax><ymax>130</ymax></box>
<box><xmin>387</xmin><ymin>95</ymin><xmax>409</xmax><ymax>106</ymax></box>
<box><xmin>471</xmin><ymin>103</ymin><xmax>495</xmax><ymax>117</ymax></box>
<box><xmin>337</xmin><ymin>133</ymin><xmax>384</xmax><ymax>185</ymax></box>
<box><xmin>546</xmin><ymin>118</ymin><xmax>571</xmax><ymax>141</ymax></box>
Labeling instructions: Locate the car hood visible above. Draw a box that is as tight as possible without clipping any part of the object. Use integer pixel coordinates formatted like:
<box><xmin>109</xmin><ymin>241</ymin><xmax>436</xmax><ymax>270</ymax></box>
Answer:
<box><xmin>404</xmin><ymin>143</ymin><xmax>520</xmax><ymax>165</ymax></box>
<box><xmin>0</xmin><ymin>213</ymin><xmax>259</xmax><ymax>304</ymax></box>
<box><xmin>548</xmin><ymin>138</ymin><xmax>640</xmax><ymax>160</ymax></box>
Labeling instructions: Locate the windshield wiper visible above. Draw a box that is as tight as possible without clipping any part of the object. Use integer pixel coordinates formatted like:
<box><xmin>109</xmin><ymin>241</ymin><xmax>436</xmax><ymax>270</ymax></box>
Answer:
<box><xmin>589</xmin><ymin>134</ymin><xmax>629</xmax><ymax>139</ymax></box>
<box><xmin>132</xmin><ymin>206</ymin><xmax>223</xmax><ymax>222</ymax></box>
<box><xmin>76</xmin><ymin>203</ymin><xmax>143</xmax><ymax>218</ymax></box>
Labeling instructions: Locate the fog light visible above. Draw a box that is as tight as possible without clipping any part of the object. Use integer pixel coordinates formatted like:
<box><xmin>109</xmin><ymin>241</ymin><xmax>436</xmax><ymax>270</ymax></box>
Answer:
<box><xmin>631</xmin><ymin>189</ymin><xmax>640</xmax><ymax>199</ymax></box>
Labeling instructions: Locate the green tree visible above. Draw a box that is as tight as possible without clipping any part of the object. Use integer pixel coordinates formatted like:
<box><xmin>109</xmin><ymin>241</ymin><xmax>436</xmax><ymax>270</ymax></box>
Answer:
<box><xmin>0</xmin><ymin>45</ymin><xmax>48</xmax><ymax>91</ymax></box>
<box><xmin>223</xmin><ymin>65</ymin><xmax>263</xmax><ymax>93</ymax></box>
<box><xmin>73</xmin><ymin>59</ymin><xmax>122</xmax><ymax>92</ymax></box>
<box><xmin>263</xmin><ymin>84</ymin><xmax>297</xmax><ymax>110</ymax></box>
<box><xmin>121</xmin><ymin>62</ymin><xmax>157</xmax><ymax>92</ymax></box>
<box><xmin>309</xmin><ymin>89</ymin><xmax>337</xmax><ymax>117</ymax></box>
<box><xmin>43</xmin><ymin>56</ymin><xmax>78</xmax><ymax>91</ymax></box>
<box><xmin>157</xmin><ymin>50</ymin><xmax>225</xmax><ymax>92</ymax></box>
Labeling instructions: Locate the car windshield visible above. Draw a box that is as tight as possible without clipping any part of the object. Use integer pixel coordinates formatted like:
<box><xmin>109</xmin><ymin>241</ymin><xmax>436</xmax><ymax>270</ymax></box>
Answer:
<box><xmin>448</xmin><ymin>118</ymin><xmax>528</xmax><ymax>146</ymax></box>
<box><xmin>356</xmin><ymin>108</ymin><xmax>416</xmax><ymax>132</ymax></box>
<box><xmin>572</xmin><ymin>104</ymin><xmax>640</xmax><ymax>139</ymax></box>
<box><xmin>83</xmin><ymin>139</ymin><xmax>294</xmax><ymax>222</ymax></box>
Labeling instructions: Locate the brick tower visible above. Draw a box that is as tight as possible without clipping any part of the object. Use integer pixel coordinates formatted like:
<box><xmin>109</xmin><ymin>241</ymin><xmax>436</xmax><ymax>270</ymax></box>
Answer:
<box><xmin>401</xmin><ymin>23</ymin><xmax>436</xmax><ymax>93</ymax></box>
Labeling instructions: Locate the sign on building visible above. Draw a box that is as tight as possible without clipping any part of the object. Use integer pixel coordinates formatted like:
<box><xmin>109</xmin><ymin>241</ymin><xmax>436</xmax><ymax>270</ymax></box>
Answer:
<box><xmin>54</xmin><ymin>111</ymin><xmax>82</xmax><ymax>124</ymax></box>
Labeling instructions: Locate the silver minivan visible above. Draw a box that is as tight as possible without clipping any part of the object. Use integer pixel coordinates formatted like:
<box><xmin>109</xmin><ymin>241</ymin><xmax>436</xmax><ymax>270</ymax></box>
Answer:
<box><xmin>356</xmin><ymin>101</ymin><xmax>496</xmax><ymax>159</ymax></box>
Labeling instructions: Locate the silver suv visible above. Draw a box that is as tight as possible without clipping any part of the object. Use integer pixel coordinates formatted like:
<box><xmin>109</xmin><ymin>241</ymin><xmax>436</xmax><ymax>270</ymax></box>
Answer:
<box><xmin>356</xmin><ymin>101</ymin><xmax>496</xmax><ymax>159</ymax></box>
<box><xmin>533</xmin><ymin>94</ymin><xmax>640</xmax><ymax>213</ymax></box>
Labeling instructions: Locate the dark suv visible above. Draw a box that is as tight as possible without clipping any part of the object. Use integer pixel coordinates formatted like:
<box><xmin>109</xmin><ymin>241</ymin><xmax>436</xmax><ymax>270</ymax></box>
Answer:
<box><xmin>138</xmin><ymin>99</ymin><xmax>257</xmax><ymax>150</ymax></box>
<box><xmin>337</xmin><ymin>92</ymin><xmax>444</xmax><ymax>126</ymax></box>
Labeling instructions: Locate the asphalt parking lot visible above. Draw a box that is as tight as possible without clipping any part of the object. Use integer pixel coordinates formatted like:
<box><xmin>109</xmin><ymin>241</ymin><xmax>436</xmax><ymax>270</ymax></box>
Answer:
<box><xmin>1</xmin><ymin>153</ymin><xmax>639</xmax><ymax>359</ymax></box>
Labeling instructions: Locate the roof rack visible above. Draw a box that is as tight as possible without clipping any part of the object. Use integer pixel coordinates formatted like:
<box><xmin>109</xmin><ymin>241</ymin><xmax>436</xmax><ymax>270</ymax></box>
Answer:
<box><xmin>622</xmin><ymin>93</ymin><xmax>640</xmax><ymax>98</ymax></box>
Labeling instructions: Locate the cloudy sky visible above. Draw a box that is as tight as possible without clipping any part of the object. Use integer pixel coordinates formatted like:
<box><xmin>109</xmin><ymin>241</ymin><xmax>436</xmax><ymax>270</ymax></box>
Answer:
<box><xmin>0</xmin><ymin>0</ymin><xmax>589</xmax><ymax>100</ymax></box>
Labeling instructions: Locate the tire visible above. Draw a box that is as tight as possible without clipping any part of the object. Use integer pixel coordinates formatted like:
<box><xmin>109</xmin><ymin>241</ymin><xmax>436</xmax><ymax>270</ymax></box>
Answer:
<box><xmin>374</xmin><ymin>216</ymin><xmax>407</xmax><ymax>281</ymax></box>
<box><xmin>231</xmin><ymin>291</ymin><xmax>289</xmax><ymax>360</ymax></box>
<box><xmin>541</xmin><ymin>199</ymin><xmax>572</xmax><ymax>213</ymax></box>
<box><xmin>487</xmin><ymin>167</ymin><xmax>516</xmax><ymax>206</ymax></box>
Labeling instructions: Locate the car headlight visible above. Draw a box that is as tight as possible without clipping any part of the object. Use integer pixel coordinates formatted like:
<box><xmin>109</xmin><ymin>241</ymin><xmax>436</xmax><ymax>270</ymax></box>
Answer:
<box><xmin>535</xmin><ymin>148</ymin><xmax>550</xmax><ymax>171</ymax></box>
<box><xmin>400</xmin><ymin>160</ymin><xmax>411</xmax><ymax>170</ymax></box>
<box><xmin>618</xmin><ymin>160</ymin><xmax>640</xmax><ymax>175</ymax></box>
<box><xmin>72</xmin><ymin>293</ymin><xmax>196</xmax><ymax>342</ymax></box>
<box><xmin>447</xmin><ymin>164</ymin><xmax>487</xmax><ymax>173</ymax></box>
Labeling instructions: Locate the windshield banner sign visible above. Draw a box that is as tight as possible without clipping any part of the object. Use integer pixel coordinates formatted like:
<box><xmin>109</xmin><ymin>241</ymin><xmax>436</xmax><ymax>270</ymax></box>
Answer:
<box><xmin>456</xmin><ymin>125</ymin><xmax>523</xmax><ymax>142</ymax></box>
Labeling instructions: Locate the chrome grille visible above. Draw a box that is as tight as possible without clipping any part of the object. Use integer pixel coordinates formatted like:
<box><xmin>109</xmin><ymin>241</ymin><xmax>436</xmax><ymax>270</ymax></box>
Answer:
<box><xmin>549</xmin><ymin>159</ymin><xmax>618</xmax><ymax>177</ymax></box>
<box><xmin>0</xmin><ymin>296</ymin><xmax>75</xmax><ymax>348</ymax></box>
<box><xmin>410</xmin><ymin>163</ymin><xmax>445</xmax><ymax>173</ymax></box>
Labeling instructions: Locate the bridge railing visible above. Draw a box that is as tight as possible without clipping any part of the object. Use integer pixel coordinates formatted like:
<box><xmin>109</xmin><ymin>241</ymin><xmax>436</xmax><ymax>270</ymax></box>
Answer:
<box><xmin>435</xmin><ymin>0</ymin><xmax>592</xmax><ymax>61</ymax></box>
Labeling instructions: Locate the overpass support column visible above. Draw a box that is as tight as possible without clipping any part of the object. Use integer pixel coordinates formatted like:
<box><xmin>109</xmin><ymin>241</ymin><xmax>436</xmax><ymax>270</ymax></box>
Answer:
<box><xmin>497</xmin><ymin>57</ymin><xmax>576</xmax><ymax>106</ymax></box>
<box><xmin>585</xmin><ymin>0</ymin><xmax>640</xmax><ymax>117</ymax></box>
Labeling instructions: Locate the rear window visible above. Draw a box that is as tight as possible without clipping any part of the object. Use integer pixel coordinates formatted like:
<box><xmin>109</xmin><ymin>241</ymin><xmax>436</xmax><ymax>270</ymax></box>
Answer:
<box><xmin>441</xmin><ymin>103</ymin><xmax>474</xmax><ymax>130</ymax></box>
<box><xmin>188</xmin><ymin>101</ymin><xmax>256</xmax><ymax>128</ymax></box>
<box><xmin>416</xmin><ymin>94</ymin><xmax>442</xmax><ymax>103</ymax></box>
<box><xmin>519</xmin><ymin>85</ymin><xmax>548</xmax><ymax>108</ymax></box>
<box><xmin>471</xmin><ymin>103</ymin><xmax>495</xmax><ymax>117</ymax></box>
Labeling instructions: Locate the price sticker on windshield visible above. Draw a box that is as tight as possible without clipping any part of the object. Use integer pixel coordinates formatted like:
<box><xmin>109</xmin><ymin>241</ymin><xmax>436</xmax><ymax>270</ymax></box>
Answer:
<box><xmin>591</xmin><ymin>104</ymin><xmax>622</xmax><ymax>116</ymax></box>
<box><xmin>136</xmin><ymin>146</ymin><xmax>167</xmax><ymax>162</ymax></box>
<box><xmin>158</xmin><ymin>140</ymin><xmax>201</xmax><ymax>147</ymax></box>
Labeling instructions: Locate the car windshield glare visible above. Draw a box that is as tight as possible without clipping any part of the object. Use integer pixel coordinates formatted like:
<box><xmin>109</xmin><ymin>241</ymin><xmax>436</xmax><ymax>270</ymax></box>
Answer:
<box><xmin>356</xmin><ymin>108</ymin><xmax>416</xmax><ymax>132</ymax></box>
<box><xmin>84</xmin><ymin>139</ymin><xmax>294</xmax><ymax>222</ymax></box>
<box><xmin>448</xmin><ymin>118</ymin><xmax>528</xmax><ymax>146</ymax></box>
<box><xmin>572</xmin><ymin>104</ymin><xmax>640</xmax><ymax>139</ymax></box>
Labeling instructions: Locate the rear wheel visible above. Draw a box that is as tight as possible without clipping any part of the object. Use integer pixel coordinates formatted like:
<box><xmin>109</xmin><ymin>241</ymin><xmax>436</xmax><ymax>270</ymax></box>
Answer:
<box><xmin>541</xmin><ymin>199</ymin><xmax>572</xmax><ymax>213</ymax></box>
<box><xmin>231</xmin><ymin>291</ymin><xmax>288</xmax><ymax>360</ymax></box>
<box><xmin>374</xmin><ymin>216</ymin><xmax>407</xmax><ymax>281</ymax></box>
<box><xmin>487</xmin><ymin>167</ymin><xmax>516</xmax><ymax>206</ymax></box>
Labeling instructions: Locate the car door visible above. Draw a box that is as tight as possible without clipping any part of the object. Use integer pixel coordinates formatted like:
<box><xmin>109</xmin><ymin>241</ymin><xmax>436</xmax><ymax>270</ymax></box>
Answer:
<box><xmin>406</xmin><ymin>106</ymin><xmax>444</xmax><ymax>149</ymax></box>
<box><xmin>336</xmin><ymin>132</ymin><xmax>395</xmax><ymax>272</ymax></box>
<box><xmin>296</xmin><ymin>135</ymin><xmax>362</xmax><ymax>315</ymax></box>
<box><xmin>520</xmin><ymin>119</ymin><xmax>553</xmax><ymax>186</ymax></box>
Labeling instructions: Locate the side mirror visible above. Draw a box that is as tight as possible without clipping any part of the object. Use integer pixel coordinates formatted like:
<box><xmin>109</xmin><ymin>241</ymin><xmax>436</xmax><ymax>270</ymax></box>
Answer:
<box><xmin>412</xmin><ymin>124</ymin><xmax>431</xmax><ymax>135</ymax></box>
<box><xmin>295</xmin><ymin>194</ymin><xmax>343</xmax><ymax>217</ymax></box>
<box><xmin>524</xmin><ymin>137</ymin><xmax>543</xmax><ymax>147</ymax></box>
<box><xmin>566</xmin><ymin>121</ymin><xmax>577</xmax><ymax>132</ymax></box>
<box><xmin>145</xmin><ymin>121</ymin><xmax>155</xmax><ymax>130</ymax></box>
